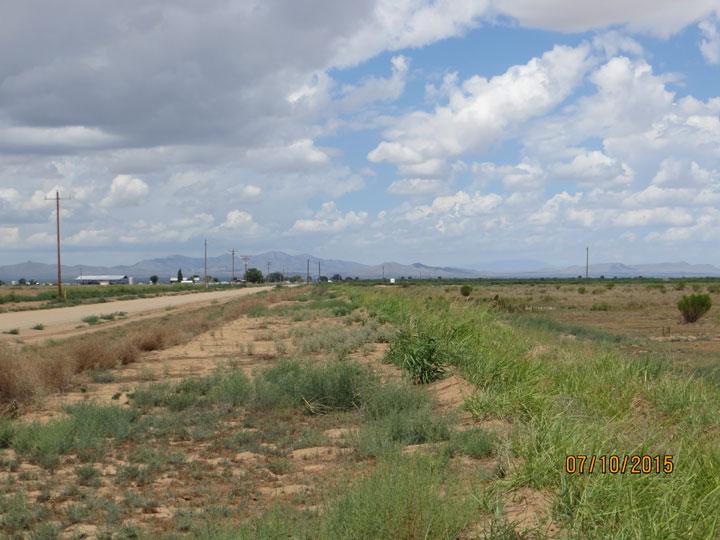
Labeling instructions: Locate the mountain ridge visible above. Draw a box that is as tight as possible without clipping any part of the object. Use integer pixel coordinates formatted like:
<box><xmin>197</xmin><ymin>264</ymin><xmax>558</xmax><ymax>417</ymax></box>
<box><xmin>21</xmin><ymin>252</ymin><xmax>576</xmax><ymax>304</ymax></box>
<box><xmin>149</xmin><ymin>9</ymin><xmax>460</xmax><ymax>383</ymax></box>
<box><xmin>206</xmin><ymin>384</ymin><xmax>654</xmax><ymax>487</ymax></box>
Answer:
<box><xmin>2</xmin><ymin>254</ymin><xmax>720</xmax><ymax>282</ymax></box>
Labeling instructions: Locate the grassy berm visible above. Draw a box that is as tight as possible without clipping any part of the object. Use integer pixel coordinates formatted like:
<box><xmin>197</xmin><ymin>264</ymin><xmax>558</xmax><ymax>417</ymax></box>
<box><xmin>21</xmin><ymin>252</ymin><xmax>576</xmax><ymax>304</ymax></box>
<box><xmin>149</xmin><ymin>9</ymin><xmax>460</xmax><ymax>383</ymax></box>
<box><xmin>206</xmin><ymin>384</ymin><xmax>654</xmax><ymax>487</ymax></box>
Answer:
<box><xmin>0</xmin><ymin>282</ymin><xmax>717</xmax><ymax>539</ymax></box>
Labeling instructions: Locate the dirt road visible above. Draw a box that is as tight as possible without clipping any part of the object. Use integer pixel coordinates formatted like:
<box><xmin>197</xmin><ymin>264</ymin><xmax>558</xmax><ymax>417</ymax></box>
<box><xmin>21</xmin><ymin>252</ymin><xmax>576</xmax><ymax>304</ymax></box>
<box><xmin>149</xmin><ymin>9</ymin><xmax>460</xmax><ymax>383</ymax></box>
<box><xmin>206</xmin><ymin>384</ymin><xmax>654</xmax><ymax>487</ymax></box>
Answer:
<box><xmin>0</xmin><ymin>286</ymin><xmax>276</xmax><ymax>343</ymax></box>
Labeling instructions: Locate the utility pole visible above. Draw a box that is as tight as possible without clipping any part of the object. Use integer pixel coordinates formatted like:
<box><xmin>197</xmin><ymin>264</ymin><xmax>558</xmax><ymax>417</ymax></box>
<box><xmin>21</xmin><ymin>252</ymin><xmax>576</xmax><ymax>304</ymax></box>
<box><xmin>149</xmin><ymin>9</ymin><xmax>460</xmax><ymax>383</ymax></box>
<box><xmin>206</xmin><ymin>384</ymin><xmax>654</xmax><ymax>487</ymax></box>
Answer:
<box><xmin>382</xmin><ymin>264</ymin><xmax>385</xmax><ymax>281</ymax></box>
<box><xmin>266</xmin><ymin>261</ymin><xmax>271</xmax><ymax>282</ymax></box>
<box><xmin>204</xmin><ymin>239</ymin><xmax>208</xmax><ymax>289</ymax></box>
<box><xmin>306</xmin><ymin>259</ymin><xmax>310</xmax><ymax>283</ymax></box>
<box><xmin>228</xmin><ymin>249</ymin><xmax>237</xmax><ymax>286</ymax></box>
<box><xmin>241</xmin><ymin>256</ymin><xmax>250</xmax><ymax>281</ymax></box>
<box><xmin>318</xmin><ymin>261</ymin><xmax>321</xmax><ymax>282</ymax></box>
<box><xmin>45</xmin><ymin>191</ymin><xmax>71</xmax><ymax>297</ymax></box>
<box><xmin>586</xmin><ymin>246</ymin><xmax>589</xmax><ymax>280</ymax></box>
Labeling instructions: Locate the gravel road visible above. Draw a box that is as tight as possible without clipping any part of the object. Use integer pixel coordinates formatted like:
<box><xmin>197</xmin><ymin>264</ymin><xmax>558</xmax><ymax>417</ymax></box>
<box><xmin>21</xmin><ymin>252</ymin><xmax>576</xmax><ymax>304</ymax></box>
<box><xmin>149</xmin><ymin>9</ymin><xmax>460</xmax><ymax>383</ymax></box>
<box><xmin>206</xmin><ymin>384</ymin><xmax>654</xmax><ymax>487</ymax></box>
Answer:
<box><xmin>0</xmin><ymin>286</ymin><xmax>275</xmax><ymax>340</ymax></box>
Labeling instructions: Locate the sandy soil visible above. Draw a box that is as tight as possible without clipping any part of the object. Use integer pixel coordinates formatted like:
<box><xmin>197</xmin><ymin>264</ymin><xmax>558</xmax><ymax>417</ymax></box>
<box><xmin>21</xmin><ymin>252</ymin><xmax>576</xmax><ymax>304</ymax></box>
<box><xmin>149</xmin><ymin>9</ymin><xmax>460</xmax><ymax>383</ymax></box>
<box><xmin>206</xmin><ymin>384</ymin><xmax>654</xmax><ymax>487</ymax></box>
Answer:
<box><xmin>0</xmin><ymin>286</ymin><xmax>275</xmax><ymax>343</ymax></box>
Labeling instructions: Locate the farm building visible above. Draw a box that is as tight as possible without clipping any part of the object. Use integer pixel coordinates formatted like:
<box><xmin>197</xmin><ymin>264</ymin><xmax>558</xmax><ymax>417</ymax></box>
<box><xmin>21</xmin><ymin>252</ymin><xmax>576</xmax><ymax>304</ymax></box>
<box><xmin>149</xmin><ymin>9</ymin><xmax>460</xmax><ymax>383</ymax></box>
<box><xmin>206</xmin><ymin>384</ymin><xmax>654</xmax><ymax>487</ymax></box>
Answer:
<box><xmin>74</xmin><ymin>275</ymin><xmax>133</xmax><ymax>285</ymax></box>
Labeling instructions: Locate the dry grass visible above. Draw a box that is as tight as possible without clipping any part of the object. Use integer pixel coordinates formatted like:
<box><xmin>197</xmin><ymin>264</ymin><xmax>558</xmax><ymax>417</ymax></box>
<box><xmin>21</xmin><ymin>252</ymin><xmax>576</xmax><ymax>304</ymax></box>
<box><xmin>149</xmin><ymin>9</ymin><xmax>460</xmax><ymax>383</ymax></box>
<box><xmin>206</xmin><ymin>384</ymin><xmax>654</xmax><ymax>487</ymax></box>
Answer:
<box><xmin>0</xmin><ymin>287</ymin><xmax>299</xmax><ymax>408</ymax></box>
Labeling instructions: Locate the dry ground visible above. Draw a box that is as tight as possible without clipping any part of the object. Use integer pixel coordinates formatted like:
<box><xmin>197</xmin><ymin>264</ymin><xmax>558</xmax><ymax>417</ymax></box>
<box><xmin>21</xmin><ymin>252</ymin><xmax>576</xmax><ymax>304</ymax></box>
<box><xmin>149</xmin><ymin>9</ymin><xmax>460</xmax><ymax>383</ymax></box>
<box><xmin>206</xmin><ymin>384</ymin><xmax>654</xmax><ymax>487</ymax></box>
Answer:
<box><xmin>467</xmin><ymin>281</ymin><xmax>720</xmax><ymax>367</ymax></box>
<box><xmin>1</xmin><ymin>292</ymin><xmax>555</xmax><ymax>539</ymax></box>
<box><xmin>0</xmin><ymin>286</ymin><xmax>276</xmax><ymax>344</ymax></box>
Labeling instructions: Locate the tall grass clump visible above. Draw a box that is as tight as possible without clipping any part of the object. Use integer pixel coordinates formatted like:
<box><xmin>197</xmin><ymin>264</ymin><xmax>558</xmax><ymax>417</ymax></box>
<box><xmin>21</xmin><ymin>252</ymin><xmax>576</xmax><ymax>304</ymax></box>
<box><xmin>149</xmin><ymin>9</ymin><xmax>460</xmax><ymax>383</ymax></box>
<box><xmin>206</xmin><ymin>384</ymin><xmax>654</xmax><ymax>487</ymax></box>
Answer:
<box><xmin>251</xmin><ymin>359</ymin><xmax>374</xmax><ymax>413</ymax></box>
<box><xmin>354</xmin><ymin>378</ymin><xmax>452</xmax><ymax>457</ymax></box>
<box><xmin>677</xmin><ymin>293</ymin><xmax>712</xmax><ymax>323</ymax></box>
<box><xmin>7</xmin><ymin>403</ymin><xmax>137</xmax><ymax>467</ymax></box>
<box><xmin>319</xmin><ymin>455</ymin><xmax>477</xmax><ymax>540</ymax></box>
<box><xmin>385</xmin><ymin>327</ymin><xmax>448</xmax><ymax>384</ymax></box>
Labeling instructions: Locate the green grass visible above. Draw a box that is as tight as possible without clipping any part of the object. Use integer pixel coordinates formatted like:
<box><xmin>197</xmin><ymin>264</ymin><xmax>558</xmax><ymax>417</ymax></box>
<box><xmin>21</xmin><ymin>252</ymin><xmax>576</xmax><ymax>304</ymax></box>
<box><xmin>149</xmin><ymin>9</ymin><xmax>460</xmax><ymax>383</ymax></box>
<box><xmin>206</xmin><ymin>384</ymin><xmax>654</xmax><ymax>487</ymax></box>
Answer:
<box><xmin>335</xmin><ymin>283</ymin><xmax>720</xmax><ymax>538</ymax></box>
<box><xmin>5</xmin><ymin>403</ymin><xmax>137</xmax><ymax>468</ymax></box>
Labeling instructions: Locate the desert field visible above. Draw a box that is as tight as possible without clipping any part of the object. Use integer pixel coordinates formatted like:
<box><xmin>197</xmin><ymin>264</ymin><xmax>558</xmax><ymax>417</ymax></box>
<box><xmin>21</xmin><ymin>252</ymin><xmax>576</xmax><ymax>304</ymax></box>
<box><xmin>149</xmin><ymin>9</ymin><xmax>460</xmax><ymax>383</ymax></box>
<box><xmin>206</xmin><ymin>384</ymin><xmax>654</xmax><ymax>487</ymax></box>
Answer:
<box><xmin>0</xmin><ymin>281</ymin><xmax>718</xmax><ymax>539</ymax></box>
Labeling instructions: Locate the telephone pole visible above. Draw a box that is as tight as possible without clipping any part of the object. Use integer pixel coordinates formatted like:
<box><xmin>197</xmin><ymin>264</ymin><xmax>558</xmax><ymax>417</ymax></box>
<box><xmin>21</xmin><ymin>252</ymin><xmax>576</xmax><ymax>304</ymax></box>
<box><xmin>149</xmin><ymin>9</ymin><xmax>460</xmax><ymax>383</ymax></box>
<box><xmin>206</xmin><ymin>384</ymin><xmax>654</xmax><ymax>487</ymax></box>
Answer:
<box><xmin>306</xmin><ymin>259</ymin><xmax>310</xmax><ymax>283</ymax></box>
<box><xmin>204</xmin><ymin>239</ymin><xmax>208</xmax><ymax>288</ymax></box>
<box><xmin>228</xmin><ymin>249</ymin><xmax>237</xmax><ymax>286</ymax></box>
<box><xmin>266</xmin><ymin>261</ymin><xmax>271</xmax><ymax>282</ymax></box>
<box><xmin>318</xmin><ymin>261</ymin><xmax>321</xmax><ymax>282</ymax></box>
<box><xmin>382</xmin><ymin>264</ymin><xmax>385</xmax><ymax>281</ymax></box>
<box><xmin>241</xmin><ymin>256</ymin><xmax>250</xmax><ymax>281</ymax></box>
<box><xmin>586</xmin><ymin>246</ymin><xmax>589</xmax><ymax>280</ymax></box>
<box><xmin>45</xmin><ymin>191</ymin><xmax>71</xmax><ymax>297</ymax></box>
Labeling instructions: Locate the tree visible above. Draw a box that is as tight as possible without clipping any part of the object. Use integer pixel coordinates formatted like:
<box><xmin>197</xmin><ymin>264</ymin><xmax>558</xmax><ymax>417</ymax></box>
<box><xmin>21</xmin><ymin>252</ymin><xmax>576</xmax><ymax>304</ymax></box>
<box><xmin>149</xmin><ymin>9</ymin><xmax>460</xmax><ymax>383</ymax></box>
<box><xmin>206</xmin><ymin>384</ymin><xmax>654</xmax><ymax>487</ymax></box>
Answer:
<box><xmin>18</xmin><ymin>278</ymin><xmax>26</xmax><ymax>285</ymax></box>
<box><xmin>331</xmin><ymin>274</ymin><xmax>342</xmax><ymax>281</ymax></box>
<box><xmin>267</xmin><ymin>272</ymin><xmax>284</xmax><ymax>283</ymax></box>
<box><xmin>212</xmin><ymin>277</ymin><xmax>219</xmax><ymax>283</ymax></box>
<box><xmin>318</xmin><ymin>275</ymin><xmax>328</xmax><ymax>282</ymax></box>
<box><xmin>177</xmin><ymin>269</ymin><xmax>183</xmax><ymax>282</ymax></box>
<box><xmin>150</xmin><ymin>275</ymin><xmax>159</xmax><ymax>284</ymax></box>
<box><xmin>244</xmin><ymin>268</ymin><xmax>264</xmax><ymax>283</ymax></box>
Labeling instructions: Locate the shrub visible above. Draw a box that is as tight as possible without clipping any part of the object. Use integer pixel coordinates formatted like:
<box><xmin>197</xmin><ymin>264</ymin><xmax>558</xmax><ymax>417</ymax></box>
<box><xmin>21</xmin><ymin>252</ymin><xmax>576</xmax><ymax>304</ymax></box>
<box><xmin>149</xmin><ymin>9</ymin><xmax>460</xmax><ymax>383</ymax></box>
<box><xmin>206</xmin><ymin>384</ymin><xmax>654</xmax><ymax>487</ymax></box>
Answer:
<box><xmin>590</xmin><ymin>302</ymin><xmax>610</xmax><ymax>311</ymax></box>
<box><xmin>459</xmin><ymin>285</ymin><xmax>472</xmax><ymax>297</ymax></box>
<box><xmin>677</xmin><ymin>294</ymin><xmax>712</xmax><ymax>323</ymax></box>
<box><xmin>385</xmin><ymin>328</ymin><xmax>448</xmax><ymax>384</ymax></box>
<box><xmin>577</xmin><ymin>287</ymin><xmax>587</xmax><ymax>294</ymax></box>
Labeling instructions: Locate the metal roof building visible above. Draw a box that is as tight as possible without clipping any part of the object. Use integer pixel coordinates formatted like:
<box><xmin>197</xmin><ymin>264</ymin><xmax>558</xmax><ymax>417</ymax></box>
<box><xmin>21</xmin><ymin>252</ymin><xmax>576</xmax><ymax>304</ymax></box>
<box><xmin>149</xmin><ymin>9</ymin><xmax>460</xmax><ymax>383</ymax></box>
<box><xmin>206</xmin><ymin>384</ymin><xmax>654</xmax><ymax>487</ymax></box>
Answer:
<box><xmin>74</xmin><ymin>275</ymin><xmax>133</xmax><ymax>285</ymax></box>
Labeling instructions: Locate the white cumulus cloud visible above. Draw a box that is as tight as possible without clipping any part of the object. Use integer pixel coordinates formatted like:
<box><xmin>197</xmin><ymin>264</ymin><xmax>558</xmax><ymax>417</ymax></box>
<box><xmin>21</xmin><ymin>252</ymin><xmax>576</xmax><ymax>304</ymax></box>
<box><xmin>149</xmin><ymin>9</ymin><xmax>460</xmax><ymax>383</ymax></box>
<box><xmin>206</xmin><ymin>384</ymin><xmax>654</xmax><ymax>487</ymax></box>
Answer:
<box><xmin>100</xmin><ymin>175</ymin><xmax>149</xmax><ymax>207</ymax></box>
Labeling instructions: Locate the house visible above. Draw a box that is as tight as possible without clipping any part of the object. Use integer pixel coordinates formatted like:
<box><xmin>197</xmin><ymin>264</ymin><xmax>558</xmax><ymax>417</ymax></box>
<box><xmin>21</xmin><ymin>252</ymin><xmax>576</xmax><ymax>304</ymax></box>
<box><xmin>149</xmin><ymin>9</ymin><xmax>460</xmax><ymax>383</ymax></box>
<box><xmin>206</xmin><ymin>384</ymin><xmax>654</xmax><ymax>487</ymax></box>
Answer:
<box><xmin>74</xmin><ymin>275</ymin><xmax>133</xmax><ymax>285</ymax></box>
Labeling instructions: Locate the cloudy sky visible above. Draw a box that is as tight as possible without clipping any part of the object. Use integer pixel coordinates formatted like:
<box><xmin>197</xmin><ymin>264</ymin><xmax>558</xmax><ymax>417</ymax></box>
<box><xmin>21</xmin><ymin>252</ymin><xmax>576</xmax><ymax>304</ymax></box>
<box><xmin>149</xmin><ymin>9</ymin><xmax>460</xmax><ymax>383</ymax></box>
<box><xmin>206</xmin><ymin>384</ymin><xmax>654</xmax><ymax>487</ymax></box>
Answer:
<box><xmin>1</xmin><ymin>1</ymin><xmax>720</xmax><ymax>269</ymax></box>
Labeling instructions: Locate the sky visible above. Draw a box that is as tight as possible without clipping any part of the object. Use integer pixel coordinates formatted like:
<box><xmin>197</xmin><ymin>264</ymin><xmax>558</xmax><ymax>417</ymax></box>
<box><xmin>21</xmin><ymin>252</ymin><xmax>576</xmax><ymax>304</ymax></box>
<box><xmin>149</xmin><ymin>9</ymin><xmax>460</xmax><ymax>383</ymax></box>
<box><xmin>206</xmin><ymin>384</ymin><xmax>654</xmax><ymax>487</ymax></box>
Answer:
<box><xmin>1</xmin><ymin>0</ymin><xmax>720</xmax><ymax>269</ymax></box>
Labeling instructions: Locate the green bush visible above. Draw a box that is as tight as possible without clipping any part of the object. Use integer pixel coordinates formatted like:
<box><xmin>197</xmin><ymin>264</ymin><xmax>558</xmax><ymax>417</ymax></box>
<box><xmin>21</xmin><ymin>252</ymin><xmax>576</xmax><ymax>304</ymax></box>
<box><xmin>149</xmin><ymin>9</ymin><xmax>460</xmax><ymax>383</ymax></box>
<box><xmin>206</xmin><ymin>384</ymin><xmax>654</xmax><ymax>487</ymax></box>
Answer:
<box><xmin>590</xmin><ymin>302</ymin><xmax>610</xmax><ymax>311</ymax></box>
<box><xmin>385</xmin><ymin>328</ymin><xmax>448</xmax><ymax>384</ymax></box>
<box><xmin>677</xmin><ymin>294</ymin><xmax>712</xmax><ymax>323</ymax></box>
<box><xmin>577</xmin><ymin>287</ymin><xmax>587</xmax><ymax>294</ymax></box>
<box><xmin>459</xmin><ymin>285</ymin><xmax>472</xmax><ymax>297</ymax></box>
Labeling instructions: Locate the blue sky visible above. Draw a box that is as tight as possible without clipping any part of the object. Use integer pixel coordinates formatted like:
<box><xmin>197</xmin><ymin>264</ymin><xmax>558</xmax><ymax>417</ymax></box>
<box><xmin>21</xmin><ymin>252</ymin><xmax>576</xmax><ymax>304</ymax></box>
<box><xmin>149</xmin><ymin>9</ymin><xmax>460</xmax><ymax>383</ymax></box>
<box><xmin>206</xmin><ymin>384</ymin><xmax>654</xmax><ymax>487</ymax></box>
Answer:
<box><xmin>1</xmin><ymin>1</ymin><xmax>719</xmax><ymax>269</ymax></box>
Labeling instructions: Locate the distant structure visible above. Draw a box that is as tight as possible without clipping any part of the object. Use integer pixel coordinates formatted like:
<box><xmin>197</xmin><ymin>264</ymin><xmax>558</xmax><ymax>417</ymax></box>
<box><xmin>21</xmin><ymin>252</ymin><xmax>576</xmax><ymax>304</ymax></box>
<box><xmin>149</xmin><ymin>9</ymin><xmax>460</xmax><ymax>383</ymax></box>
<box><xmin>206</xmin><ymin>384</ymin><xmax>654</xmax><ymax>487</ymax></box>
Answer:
<box><xmin>75</xmin><ymin>275</ymin><xmax>133</xmax><ymax>285</ymax></box>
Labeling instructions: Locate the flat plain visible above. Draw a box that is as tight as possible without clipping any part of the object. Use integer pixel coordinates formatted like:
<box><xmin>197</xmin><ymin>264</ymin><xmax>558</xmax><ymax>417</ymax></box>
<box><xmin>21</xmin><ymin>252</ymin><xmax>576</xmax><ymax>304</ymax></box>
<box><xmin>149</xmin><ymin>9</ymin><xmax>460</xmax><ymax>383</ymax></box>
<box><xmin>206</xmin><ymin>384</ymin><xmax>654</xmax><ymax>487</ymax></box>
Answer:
<box><xmin>0</xmin><ymin>280</ymin><xmax>718</xmax><ymax>539</ymax></box>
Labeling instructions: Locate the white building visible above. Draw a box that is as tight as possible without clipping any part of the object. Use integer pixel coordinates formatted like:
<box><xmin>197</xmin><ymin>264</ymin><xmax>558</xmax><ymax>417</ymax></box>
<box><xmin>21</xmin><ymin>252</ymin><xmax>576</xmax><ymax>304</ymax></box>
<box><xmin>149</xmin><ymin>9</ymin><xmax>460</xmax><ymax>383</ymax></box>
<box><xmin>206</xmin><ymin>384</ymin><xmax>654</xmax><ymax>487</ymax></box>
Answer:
<box><xmin>74</xmin><ymin>275</ymin><xmax>133</xmax><ymax>285</ymax></box>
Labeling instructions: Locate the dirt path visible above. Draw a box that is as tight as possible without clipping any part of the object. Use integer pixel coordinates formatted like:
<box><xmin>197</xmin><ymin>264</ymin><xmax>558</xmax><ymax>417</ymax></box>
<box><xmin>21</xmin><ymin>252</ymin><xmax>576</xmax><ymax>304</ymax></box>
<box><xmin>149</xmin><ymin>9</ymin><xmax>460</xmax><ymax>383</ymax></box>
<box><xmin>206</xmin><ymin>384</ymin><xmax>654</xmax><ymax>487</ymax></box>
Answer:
<box><xmin>0</xmin><ymin>286</ymin><xmax>276</xmax><ymax>342</ymax></box>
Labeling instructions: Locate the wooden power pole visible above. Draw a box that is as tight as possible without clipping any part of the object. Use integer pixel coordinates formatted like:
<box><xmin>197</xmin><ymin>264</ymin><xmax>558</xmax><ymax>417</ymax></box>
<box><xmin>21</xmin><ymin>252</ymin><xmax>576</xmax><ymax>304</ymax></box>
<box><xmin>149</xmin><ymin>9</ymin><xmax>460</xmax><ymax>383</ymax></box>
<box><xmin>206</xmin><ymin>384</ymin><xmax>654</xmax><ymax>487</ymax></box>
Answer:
<box><xmin>306</xmin><ymin>259</ymin><xmax>310</xmax><ymax>283</ymax></box>
<box><xmin>586</xmin><ymin>246</ymin><xmax>589</xmax><ymax>280</ymax></box>
<box><xmin>45</xmin><ymin>191</ymin><xmax>71</xmax><ymax>297</ymax></box>
<box><xmin>228</xmin><ymin>249</ymin><xmax>237</xmax><ymax>286</ymax></box>
<box><xmin>204</xmin><ymin>239</ymin><xmax>208</xmax><ymax>288</ymax></box>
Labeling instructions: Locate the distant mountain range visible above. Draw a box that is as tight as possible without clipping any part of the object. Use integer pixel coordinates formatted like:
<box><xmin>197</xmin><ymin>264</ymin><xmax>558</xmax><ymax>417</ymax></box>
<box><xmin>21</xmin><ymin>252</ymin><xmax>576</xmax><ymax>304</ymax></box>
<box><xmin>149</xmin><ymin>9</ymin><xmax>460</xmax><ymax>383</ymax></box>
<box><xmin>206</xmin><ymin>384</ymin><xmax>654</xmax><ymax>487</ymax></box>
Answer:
<box><xmin>2</xmin><ymin>253</ymin><xmax>720</xmax><ymax>282</ymax></box>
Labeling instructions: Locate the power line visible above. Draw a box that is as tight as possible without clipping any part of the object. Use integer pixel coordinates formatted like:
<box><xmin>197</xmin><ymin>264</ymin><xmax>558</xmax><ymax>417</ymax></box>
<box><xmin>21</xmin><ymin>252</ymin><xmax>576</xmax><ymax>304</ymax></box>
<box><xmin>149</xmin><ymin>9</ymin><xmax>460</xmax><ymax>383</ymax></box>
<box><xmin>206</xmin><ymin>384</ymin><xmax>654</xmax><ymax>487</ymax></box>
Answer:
<box><xmin>44</xmin><ymin>191</ymin><xmax>71</xmax><ymax>297</ymax></box>
<box><xmin>266</xmin><ymin>261</ymin><xmax>271</xmax><ymax>281</ymax></box>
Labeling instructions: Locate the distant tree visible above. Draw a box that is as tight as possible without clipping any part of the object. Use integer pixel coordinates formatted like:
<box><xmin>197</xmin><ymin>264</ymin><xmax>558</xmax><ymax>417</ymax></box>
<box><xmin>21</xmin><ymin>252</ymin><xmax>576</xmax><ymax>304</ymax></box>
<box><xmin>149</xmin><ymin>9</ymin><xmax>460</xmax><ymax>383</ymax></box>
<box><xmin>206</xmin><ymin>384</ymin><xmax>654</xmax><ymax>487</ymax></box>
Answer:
<box><xmin>177</xmin><ymin>269</ymin><xmax>183</xmax><ymax>282</ymax></box>
<box><xmin>267</xmin><ymin>272</ymin><xmax>284</xmax><ymax>283</ymax></box>
<box><xmin>212</xmin><ymin>277</ymin><xmax>220</xmax><ymax>283</ymax></box>
<box><xmin>245</xmin><ymin>268</ymin><xmax>264</xmax><ymax>283</ymax></box>
<box><xmin>29</xmin><ymin>279</ymin><xmax>38</xmax><ymax>285</ymax></box>
<box><xmin>318</xmin><ymin>275</ymin><xmax>328</xmax><ymax>282</ymax></box>
<box><xmin>289</xmin><ymin>275</ymin><xmax>303</xmax><ymax>283</ymax></box>
<box><xmin>18</xmin><ymin>278</ymin><xmax>26</xmax><ymax>285</ymax></box>
<box><xmin>150</xmin><ymin>275</ymin><xmax>159</xmax><ymax>284</ymax></box>
<box><xmin>0</xmin><ymin>280</ymin><xmax>4</xmax><ymax>286</ymax></box>
<box><xmin>331</xmin><ymin>274</ymin><xmax>342</xmax><ymax>281</ymax></box>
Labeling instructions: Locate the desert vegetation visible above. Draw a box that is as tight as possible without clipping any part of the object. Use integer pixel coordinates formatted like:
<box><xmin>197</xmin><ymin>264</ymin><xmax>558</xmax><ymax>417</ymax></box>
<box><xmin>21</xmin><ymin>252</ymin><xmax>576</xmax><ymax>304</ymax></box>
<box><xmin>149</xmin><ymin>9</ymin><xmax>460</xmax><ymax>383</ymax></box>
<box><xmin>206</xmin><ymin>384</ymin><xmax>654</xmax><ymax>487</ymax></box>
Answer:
<box><xmin>1</xmin><ymin>280</ymin><xmax>719</xmax><ymax>538</ymax></box>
